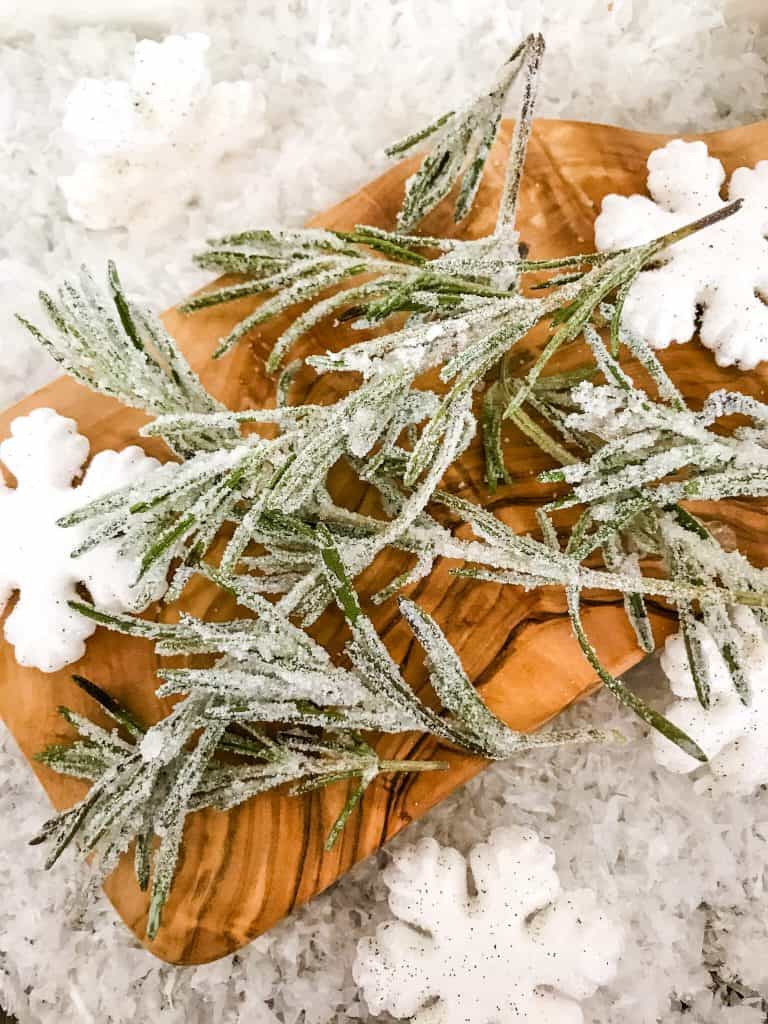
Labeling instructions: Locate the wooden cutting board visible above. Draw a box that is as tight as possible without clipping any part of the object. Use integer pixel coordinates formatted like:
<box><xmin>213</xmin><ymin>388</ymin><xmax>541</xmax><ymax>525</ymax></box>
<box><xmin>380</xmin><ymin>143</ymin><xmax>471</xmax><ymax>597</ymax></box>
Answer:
<box><xmin>2</xmin><ymin>118</ymin><xmax>768</xmax><ymax>965</ymax></box>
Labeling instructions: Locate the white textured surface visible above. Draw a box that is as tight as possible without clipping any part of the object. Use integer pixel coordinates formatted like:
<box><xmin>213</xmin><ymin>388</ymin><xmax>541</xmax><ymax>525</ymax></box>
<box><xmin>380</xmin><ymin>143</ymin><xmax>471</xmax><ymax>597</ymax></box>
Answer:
<box><xmin>0</xmin><ymin>0</ymin><xmax>196</xmax><ymax>34</ymax></box>
<box><xmin>1</xmin><ymin>2</ymin><xmax>768</xmax><ymax>1022</ymax></box>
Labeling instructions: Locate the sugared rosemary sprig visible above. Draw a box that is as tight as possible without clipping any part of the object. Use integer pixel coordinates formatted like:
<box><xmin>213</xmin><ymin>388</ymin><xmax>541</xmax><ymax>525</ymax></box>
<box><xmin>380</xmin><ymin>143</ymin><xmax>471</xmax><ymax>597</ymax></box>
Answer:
<box><xmin>35</xmin><ymin>537</ymin><xmax>607</xmax><ymax>938</ymax></box>
<box><xmin>387</xmin><ymin>33</ymin><xmax>544</xmax><ymax>231</ymax></box>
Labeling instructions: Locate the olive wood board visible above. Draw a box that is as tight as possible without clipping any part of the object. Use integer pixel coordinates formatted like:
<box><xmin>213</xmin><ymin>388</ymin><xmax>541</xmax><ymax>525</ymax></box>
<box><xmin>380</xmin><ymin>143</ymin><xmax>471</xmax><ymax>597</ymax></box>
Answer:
<box><xmin>2</xmin><ymin>117</ymin><xmax>768</xmax><ymax>965</ymax></box>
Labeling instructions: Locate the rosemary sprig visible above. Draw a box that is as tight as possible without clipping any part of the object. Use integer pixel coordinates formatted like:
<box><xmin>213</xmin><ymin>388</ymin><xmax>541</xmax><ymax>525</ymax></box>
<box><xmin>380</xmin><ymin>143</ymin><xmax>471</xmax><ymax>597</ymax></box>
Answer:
<box><xmin>34</xmin><ymin>676</ymin><xmax>445</xmax><ymax>938</ymax></box>
<box><xmin>35</xmin><ymin>535</ymin><xmax>611</xmax><ymax>938</ymax></box>
<box><xmin>180</xmin><ymin>38</ymin><xmax>545</xmax><ymax>366</ymax></box>
<box><xmin>18</xmin><ymin>263</ymin><xmax>223</xmax><ymax>424</ymax></box>
<box><xmin>463</xmin><ymin>332</ymin><xmax>768</xmax><ymax>714</ymax></box>
<box><xmin>388</xmin><ymin>33</ymin><xmax>544</xmax><ymax>231</ymax></box>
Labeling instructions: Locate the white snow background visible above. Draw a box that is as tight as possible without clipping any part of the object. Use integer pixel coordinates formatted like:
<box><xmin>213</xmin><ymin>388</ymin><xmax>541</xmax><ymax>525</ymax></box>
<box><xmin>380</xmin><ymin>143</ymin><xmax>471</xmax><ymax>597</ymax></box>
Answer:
<box><xmin>1</xmin><ymin>1</ymin><xmax>768</xmax><ymax>1021</ymax></box>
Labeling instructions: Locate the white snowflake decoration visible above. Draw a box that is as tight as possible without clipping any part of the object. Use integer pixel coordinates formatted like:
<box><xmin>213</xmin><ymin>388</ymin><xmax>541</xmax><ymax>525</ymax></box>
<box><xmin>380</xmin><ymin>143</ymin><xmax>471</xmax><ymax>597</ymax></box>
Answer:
<box><xmin>653</xmin><ymin>613</ymin><xmax>768</xmax><ymax>795</ymax></box>
<box><xmin>59</xmin><ymin>33</ymin><xmax>263</xmax><ymax>231</ymax></box>
<box><xmin>0</xmin><ymin>408</ymin><xmax>164</xmax><ymax>672</ymax></box>
<box><xmin>354</xmin><ymin>827</ymin><xmax>623</xmax><ymax>1024</ymax></box>
<box><xmin>594</xmin><ymin>139</ymin><xmax>768</xmax><ymax>369</ymax></box>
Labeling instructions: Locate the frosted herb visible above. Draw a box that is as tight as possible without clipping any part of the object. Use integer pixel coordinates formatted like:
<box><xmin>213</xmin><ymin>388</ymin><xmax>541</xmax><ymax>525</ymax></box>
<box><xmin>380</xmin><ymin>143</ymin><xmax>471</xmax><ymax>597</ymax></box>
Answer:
<box><xmin>387</xmin><ymin>33</ymin><xmax>544</xmax><ymax>231</ymax></box>
<box><xmin>465</xmin><ymin>333</ymin><xmax>768</xmax><ymax>728</ymax></box>
<box><xmin>16</xmin><ymin>34</ymin><xmax>766</xmax><ymax>939</ymax></box>
<box><xmin>37</xmin><ymin>537</ymin><xmax>606</xmax><ymax>937</ymax></box>
<box><xmin>19</xmin><ymin>263</ymin><xmax>222</xmax><ymax>426</ymax></box>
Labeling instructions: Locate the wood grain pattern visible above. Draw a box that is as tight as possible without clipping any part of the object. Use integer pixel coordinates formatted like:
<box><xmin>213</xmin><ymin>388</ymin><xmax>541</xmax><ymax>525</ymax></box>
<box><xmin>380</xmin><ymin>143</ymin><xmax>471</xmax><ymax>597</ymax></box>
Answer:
<box><xmin>2</xmin><ymin>117</ymin><xmax>768</xmax><ymax>964</ymax></box>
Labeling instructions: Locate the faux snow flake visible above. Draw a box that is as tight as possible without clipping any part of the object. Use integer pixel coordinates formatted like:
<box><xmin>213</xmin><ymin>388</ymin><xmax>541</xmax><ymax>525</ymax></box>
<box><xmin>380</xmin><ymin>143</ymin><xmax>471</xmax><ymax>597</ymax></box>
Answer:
<box><xmin>654</xmin><ymin>612</ymin><xmax>768</xmax><ymax>795</ymax></box>
<box><xmin>59</xmin><ymin>33</ymin><xmax>263</xmax><ymax>231</ymax></box>
<box><xmin>594</xmin><ymin>139</ymin><xmax>768</xmax><ymax>368</ymax></box>
<box><xmin>354</xmin><ymin>827</ymin><xmax>623</xmax><ymax>1024</ymax></box>
<box><xmin>0</xmin><ymin>408</ymin><xmax>164</xmax><ymax>672</ymax></box>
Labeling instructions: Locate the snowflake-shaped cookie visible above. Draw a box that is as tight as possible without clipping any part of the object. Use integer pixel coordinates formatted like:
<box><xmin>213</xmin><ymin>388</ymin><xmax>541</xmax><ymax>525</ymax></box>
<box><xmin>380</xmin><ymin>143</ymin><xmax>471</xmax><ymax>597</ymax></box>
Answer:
<box><xmin>0</xmin><ymin>408</ymin><xmax>164</xmax><ymax>672</ymax></box>
<box><xmin>354</xmin><ymin>827</ymin><xmax>623</xmax><ymax>1024</ymax></box>
<box><xmin>594</xmin><ymin>139</ymin><xmax>768</xmax><ymax>369</ymax></box>
<box><xmin>59</xmin><ymin>33</ymin><xmax>263</xmax><ymax>231</ymax></box>
<box><xmin>653</xmin><ymin>614</ymin><xmax>768</xmax><ymax>795</ymax></box>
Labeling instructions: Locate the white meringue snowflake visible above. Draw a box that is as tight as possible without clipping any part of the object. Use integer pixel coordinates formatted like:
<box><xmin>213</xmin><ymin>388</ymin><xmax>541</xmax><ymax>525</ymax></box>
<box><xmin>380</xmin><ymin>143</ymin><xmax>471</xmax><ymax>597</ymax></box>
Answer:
<box><xmin>354</xmin><ymin>827</ymin><xmax>623</xmax><ymax>1024</ymax></box>
<box><xmin>594</xmin><ymin>139</ymin><xmax>768</xmax><ymax>369</ymax></box>
<box><xmin>59</xmin><ymin>33</ymin><xmax>263</xmax><ymax>231</ymax></box>
<box><xmin>0</xmin><ymin>408</ymin><xmax>164</xmax><ymax>672</ymax></box>
<box><xmin>653</xmin><ymin>613</ymin><xmax>768</xmax><ymax>795</ymax></box>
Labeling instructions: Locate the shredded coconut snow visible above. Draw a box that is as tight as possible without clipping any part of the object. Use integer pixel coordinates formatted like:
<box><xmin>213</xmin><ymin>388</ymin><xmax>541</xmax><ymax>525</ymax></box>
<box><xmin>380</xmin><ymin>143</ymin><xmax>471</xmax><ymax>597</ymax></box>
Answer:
<box><xmin>2</xmin><ymin>2</ymin><xmax>768</xmax><ymax>1022</ymax></box>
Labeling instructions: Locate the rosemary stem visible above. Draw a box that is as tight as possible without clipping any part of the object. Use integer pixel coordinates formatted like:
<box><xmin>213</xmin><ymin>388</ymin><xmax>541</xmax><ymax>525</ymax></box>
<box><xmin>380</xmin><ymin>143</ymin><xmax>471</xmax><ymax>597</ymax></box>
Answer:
<box><xmin>655</xmin><ymin>198</ymin><xmax>742</xmax><ymax>248</ymax></box>
<box><xmin>378</xmin><ymin>759</ymin><xmax>449</xmax><ymax>773</ymax></box>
